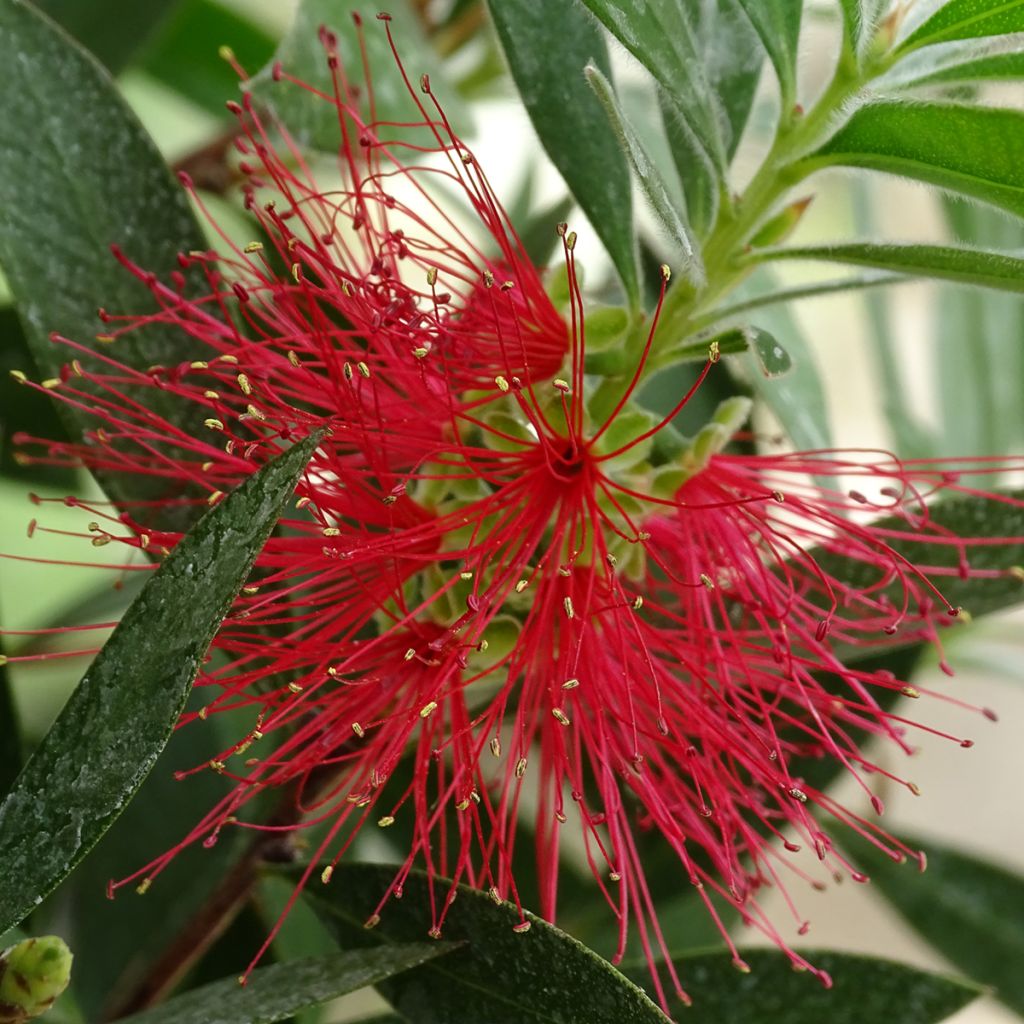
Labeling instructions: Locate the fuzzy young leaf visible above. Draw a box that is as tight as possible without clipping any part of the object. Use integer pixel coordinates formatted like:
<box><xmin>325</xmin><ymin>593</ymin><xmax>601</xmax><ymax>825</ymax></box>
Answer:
<box><xmin>808</xmin><ymin>102</ymin><xmax>1024</xmax><ymax>220</ymax></box>
<box><xmin>304</xmin><ymin>864</ymin><xmax>668</xmax><ymax>1024</ymax></box>
<box><xmin>586</xmin><ymin>64</ymin><xmax>704</xmax><ymax>285</ymax></box>
<box><xmin>579</xmin><ymin>0</ymin><xmax>726</xmax><ymax>176</ymax></box>
<box><xmin>0</xmin><ymin>0</ymin><xmax>210</xmax><ymax>529</ymax></box>
<box><xmin>899</xmin><ymin>0</ymin><xmax>1024</xmax><ymax>53</ymax></box>
<box><xmin>0</xmin><ymin>434</ymin><xmax>320</xmax><ymax>935</ymax></box>
<box><xmin>749</xmin><ymin>242</ymin><xmax>1024</xmax><ymax>292</ymax></box>
<box><xmin>882</xmin><ymin>37</ymin><xmax>1024</xmax><ymax>89</ymax></box>
<box><xmin>734</xmin><ymin>0</ymin><xmax>802</xmax><ymax>106</ymax></box>
<box><xmin>848</xmin><ymin>834</ymin><xmax>1024</xmax><ymax>1016</ymax></box>
<box><xmin>488</xmin><ymin>0</ymin><xmax>639</xmax><ymax>306</ymax></box>
<box><xmin>114</xmin><ymin>947</ymin><xmax>455</xmax><ymax>1024</ymax></box>
<box><xmin>624</xmin><ymin>949</ymin><xmax>980</xmax><ymax>1023</ymax></box>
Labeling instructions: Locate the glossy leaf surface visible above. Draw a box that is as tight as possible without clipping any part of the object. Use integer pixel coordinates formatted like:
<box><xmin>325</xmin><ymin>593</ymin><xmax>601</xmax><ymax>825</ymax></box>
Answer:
<box><xmin>0</xmin><ymin>434</ymin><xmax>319</xmax><ymax>934</ymax></box>
<box><xmin>849</xmin><ymin>834</ymin><xmax>1024</xmax><ymax>1015</ymax></box>
<box><xmin>625</xmin><ymin>948</ymin><xmax>980</xmax><ymax>1023</ymax></box>
<box><xmin>0</xmin><ymin>0</ymin><xmax>209</xmax><ymax>527</ymax></box>
<box><xmin>116</xmin><ymin>946</ymin><xmax>454</xmax><ymax>1024</ymax></box>
<box><xmin>306</xmin><ymin>864</ymin><xmax>669</xmax><ymax>1024</ymax></box>
<box><xmin>488</xmin><ymin>0</ymin><xmax>639</xmax><ymax>306</ymax></box>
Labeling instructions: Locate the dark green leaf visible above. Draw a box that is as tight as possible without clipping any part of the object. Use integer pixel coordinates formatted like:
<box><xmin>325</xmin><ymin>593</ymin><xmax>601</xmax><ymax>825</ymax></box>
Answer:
<box><xmin>141</xmin><ymin>0</ymin><xmax>276</xmax><ymax>114</ymax></box>
<box><xmin>0</xmin><ymin>634</ymin><xmax>21</xmax><ymax>800</ymax></box>
<box><xmin>900</xmin><ymin>0</ymin><xmax>1024</xmax><ymax>52</ymax></box>
<box><xmin>579</xmin><ymin>0</ymin><xmax>726</xmax><ymax>175</ymax></box>
<box><xmin>115</xmin><ymin>946</ymin><xmax>454</xmax><ymax>1024</ymax></box>
<box><xmin>848</xmin><ymin>834</ymin><xmax>1024</xmax><ymax>1015</ymax></box>
<box><xmin>749</xmin><ymin>241</ymin><xmax>1024</xmax><ymax>292</ymax></box>
<box><xmin>305</xmin><ymin>863</ymin><xmax>669</xmax><ymax>1024</ymax></box>
<box><xmin>0</xmin><ymin>308</ymin><xmax>74</xmax><ymax>487</ymax></box>
<box><xmin>0</xmin><ymin>434</ymin><xmax>320</xmax><ymax>935</ymax></box>
<box><xmin>808</xmin><ymin>102</ymin><xmax>1024</xmax><ymax>219</ymax></box>
<box><xmin>585</xmin><ymin>64</ymin><xmax>703</xmax><ymax>285</ymax></box>
<box><xmin>814</xmin><ymin>488</ymin><xmax>1024</xmax><ymax>622</ymax></box>
<box><xmin>735</xmin><ymin>0</ymin><xmax>802</xmax><ymax>106</ymax></box>
<box><xmin>32</xmin><ymin>0</ymin><xmax>179</xmax><ymax>72</ymax></box>
<box><xmin>0</xmin><ymin>0</ymin><xmax>210</xmax><ymax>529</ymax></box>
<box><xmin>248</xmin><ymin>1</ymin><xmax>465</xmax><ymax>151</ymax></box>
<box><xmin>488</xmin><ymin>0</ymin><xmax>639</xmax><ymax>306</ymax></box>
<box><xmin>624</xmin><ymin>948</ymin><xmax>980</xmax><ymax>1023</ymax></box>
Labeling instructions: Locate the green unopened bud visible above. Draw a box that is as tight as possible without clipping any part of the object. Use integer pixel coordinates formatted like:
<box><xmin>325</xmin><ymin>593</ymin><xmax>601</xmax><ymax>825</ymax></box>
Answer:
<box><xmin>750</xmin><ymin>196</ymin><xmax>812</xmax><ymax>248</ymax></box>
<box><xmin>0</xmin><ymin>936</ymin><xmax>73</xmax><ymax>1023</ymax></box>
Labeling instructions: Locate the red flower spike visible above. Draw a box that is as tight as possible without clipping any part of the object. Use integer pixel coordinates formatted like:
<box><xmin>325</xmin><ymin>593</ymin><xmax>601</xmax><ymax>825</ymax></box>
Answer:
<box><xmin>9</xmin><ymin>18</ymin><xmax>1024</xmax><ymax>1015</ymax></box>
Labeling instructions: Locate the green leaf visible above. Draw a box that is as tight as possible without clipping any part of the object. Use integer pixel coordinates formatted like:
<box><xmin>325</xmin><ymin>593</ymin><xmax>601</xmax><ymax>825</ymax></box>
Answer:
<box><xmin>0</xmin><ymin>433</ymin><xmax>320</xmax><ymax>935</ymax></box>
<box><xmin>249</xmin><ymin>1</ymin><xmax>465</xmax><ymax>150</ymax></box>
<box><xmin>848</xmin><ymin>834</ymin><xmax>1024</xmax><ymax>1015</ymax></box>
<box><xmin>935</xmin><ymin>200</ymin><xmax>1024</xmax><ymax>458</ymax></box>
<box><xmin>735</xmin><ymin>0</ymin><xmax>802</xmax><ymax>106</ymax></box>
<box><xmin>0</xmin><ymin>0</ymin><xmax>210</xmax><ymax>529</ymax></box>
<box><xmin>304</xmin><ymin>863</ymin><xmax>669</xmax><ymax>1024</ymax></box>
<box><xmin>585</xmin><ymin>64</ymin><xmax>704</xmax><ymax>286</ymax></box>
<box><xmin>115</xmin><ymin>946</ymin><xmax>454</xmax><ymax>1024</ymax></box>
<box><xmin>0</xmin><ymin>635</ymin><xmax>21</xmax><ymax>800</ymax></box>
<box><xmin>814</xmin><ymin>488</ymin><xmax>1024</xmax><ymax>622</ymax></box>
<box><xmin>579</xmin><ymin>0</ymin><xmax>726</xmax><ymax>176</ymax></box>
<box><xmin>900</xmin><ymin>0</ymin><xmax>1024</xmax><ymax>52</ymax></box>
<box><xmin>624</xmin><ymin>948</ymin><xmax>980</xmax><ymax>1023</ymax></box>
<box><xmin>883</xmin><ymin>38</ymin><xmax>1024</xmax><ymax>89</ymax></box>
<box><xmin>808</xmin><ymin>102</ymin><xmax>1024</xmax><ymax>220</ymax></box>
<box><xmin>488</xmin><ymin>0</ymin><xmax>640</xmax><ymax>307</ymax></box>
<box><xmin>140</xmin><ymin>0</ymin><xmax>276</xmax><ymax>114</ymax></box>
<box><xmin>748</xmin><ymin>326</ymin><xmax>791</xmax><ymax>377</ymax></box>
<box><xmin>838</xmin><ymin>0</ymin><xmax>888</xmax><ymax>56</ymax></box>
<box><xmin>749</xmin><ymin>241</ymin><xmax>1024</xmax><ymax>292</ymax></box>
<box><xmin>32</xmin><ymin>0</ymin><xmax>179</xmax><ymax>72</ymax></box>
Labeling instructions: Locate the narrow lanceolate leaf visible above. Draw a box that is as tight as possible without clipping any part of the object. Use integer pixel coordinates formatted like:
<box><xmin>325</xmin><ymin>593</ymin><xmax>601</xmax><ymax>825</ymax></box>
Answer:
<box><xmin>899</xmin><ymin>0</ymin><xmax>1024</xmax><ymax>53</ymax></box>
<box><xmin>814</xmin><ymin>488</ymin><xmax>1024</xmax><ymax>622</ymax></box>
<box><xmin>734</xmin><ymin>0</ymin><xmax>802</xmax><ymax>106</ymax></box>
<box><xmin>839</xmin><ymin>0</ymin><xmax>889</xmax><ymax>56</ymax></box>
<box><xmin>808</xmin><ymin>103</ymin><xmax>1024</xmax><ymax>220</ymax></box>
<box><xmin>882</xmin><ymin>37</ymin><xmax>1024</xmax><ymax>89</ymax></box>
<box><xmin>848</xmin><ymin>834</ymin><xmax>1024</xmax><ymax>1016</ymax></box>
<box><xmin>32</xmin><ymin>0</ymin><xmax>179</xmax><ymax>72</ymax></box>
<box><xmin>488</xmin><ymin>0</ymin><xmax>639</xmax><ymax>307</ymax></box>
<box><xmin>249</xmin><ymin>0</ymin><xmax>464</xmax><ymax>151</ymax></box>
<box><xmin>0</xmin><ymin>434</ymin><xmax>320</xmax><ymax>935</ymax></box>
<box><xmin>0</xmin><ymin>637</ymin><xmax>21</xmax><ymax>800</ymax></box>
<box><xmin>115</xmin><ymin>947</ymin><xmax>456</xmax><ymax>1024</ymax></box>
<box><xmin>578</xmin><ymin>0</ymin><xmax>726</xmax><ymax>176</ymax></box>
<box><xmin>585</xmin><ymin>65</ymin><xmax>704</xmax><ymax>286</ymax></box>
<box><xmin>0</xmin><ymin>0</ymin><xmax>209</xmax><ymax>528</ymax></box>
<box><xmin>304</xmin><ymin>864</ymin><xmax>669</xmax><ymax>1024</ymax></box>
<box><xmin>624</xmin><ymin>949</ymin><xmax>980</xmax><ymax>1023</ymax></box>
<box><xmin>748</xmin><ymin>242</ymin><xmax>1024</xmax><ymax>293</ymax></box>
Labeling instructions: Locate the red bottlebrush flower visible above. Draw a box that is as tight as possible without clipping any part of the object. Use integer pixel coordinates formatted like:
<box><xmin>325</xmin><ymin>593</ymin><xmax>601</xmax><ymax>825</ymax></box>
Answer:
<box><xmin>9</xmin><ymin>16</ymin><xmax>1024</xmax><ymax>1013</ymax></box>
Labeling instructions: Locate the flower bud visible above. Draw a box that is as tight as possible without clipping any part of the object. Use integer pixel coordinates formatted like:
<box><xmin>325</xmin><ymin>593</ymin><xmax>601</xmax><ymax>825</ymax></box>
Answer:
<box><xmin>0</xmin><ymin>937</ymin><xmax>73</xmax><ymax>1023</ymax></box>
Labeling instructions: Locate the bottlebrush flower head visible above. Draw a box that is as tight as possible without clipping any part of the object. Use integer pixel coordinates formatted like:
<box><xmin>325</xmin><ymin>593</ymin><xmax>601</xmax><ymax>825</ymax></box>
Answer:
<box><xmin>9</xmin><ymin>14</ymin><xmax>1024</xmax><ymax>1012</ymax></box>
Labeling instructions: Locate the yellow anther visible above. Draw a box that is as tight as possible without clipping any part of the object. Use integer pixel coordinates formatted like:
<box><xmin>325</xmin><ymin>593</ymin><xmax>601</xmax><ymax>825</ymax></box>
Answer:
<box><xmin>190</xmin><ymin>360</ymin><xmax>209</xmax><ymax>370</ymax></box>
<box><xmin>352</xmin><ymin>722</ymin><xmax>365</xmax><ymax>738</ymax></box>
<box><xmin>378</xmin><ymin>815</ymin><xmax>395</xmax><ymax>827</ymax></box>
<box><xmin>204</xmin><ymin>418</ymin><xmax>224</xmax><ymax>431</ymax></box>
<box><xmin>901</xmin><ymin>686</ymin><xmax>920</xmax><ymax>698</ymax></box>
<box><xmin>357</xmin><ymin>361</ymin><xmax>370</xmax><ymax>378</ymax></box>
<box><xmin>551</xmin><ymin>708</ymin><xmax>571</xmax><ymax>726</ymax></box>
<box><xmin>41</xmin><ymin>378</ymin><xmax>60</xmax><ymax>389</ymax></box>
<box><xmin>323</xmin><ymin>527</ymin><xmax>341</xmax><ymax>537</ymax></box>
<box><xmin>218</xmin><ymin>44</ymin><xmax>236</xmax><ymax>62</ymax></box>
<box><xmin>136</xmin><ymin>878</ymin><xmax>152</xmax><ymax>895</ymax></box>
<box><xmin>207</xmin><ymin>490</ymin><xmax>224</xmax><ymax>505</ymax></box>
<box><xmin>419</xmin><ymin>701</ymin><xmax>438</xmax><ymax>718</ymax></box>
<box><xmin>96</xmin><ymin>334</ymin><xmax>116</xmax><ymax>344</ymax></box>
<box><xmin>515</xmin><ymin>757</ymin><xmax>527</xmax><ymax>778</ymax></box>
<box><xmin>287</xmin><ymin>350</ymin><xmax>301</xmax><ymax>367</ymax></box>
<box><xmin>512</xmin><ymin>921</ymin><xmax>532</xmax><ymax>934</ymax></box>
<box><xmin>495</xmin><ymin>375</ymin><xmax>510</xmax><ymax>392</ymax></box>
<box><xmin>660</xmin><ymin>263</ymin><xmax>671</xmax><ymax>281</ymax></box>
<box><xmin>237</xmin><ymin>373</ymin><xmax>252</xmax><ymax>395</ymax></box>
<box><xmin>632</xmin><ymin>596</ymin><xmax>644</xmax><ymax>610</ymax></box>
<box><xmin>287</xmin><ymin>682</ymin><xmax>304</xmax><ymax>693</ymax></box>
<box><xmin>204</xmin><ymin>390</ymin><xmax>220</xmax><ymax>400</ymax></box>
<box><xmin>489</xmin><ymin>737</ymin><xmax>502</xmax><ymax>758</ymax></box>
<box><xmin>709</xmin><ymin>339</ymin><xmax>720</xmax><ymax>362</ymax></box>
<box><xmin>246</xmin><ymin>403</ymin><xmax>265</xmax><ymax>421</ymax></box>
<box><xmin>8</xmin><ymin>369</ymin><xmax>26</xmax><ymax>382</ymax></box>
<box><xmin>404</xmin><ymin>648</ymin><xmax>416</xmax><ymax>661</ymax></box>
<box><xmin>562</xmin><ymin>678</ymin><xmax>580</xmax><ymax>690</ymax></box>
<box><xmin>563</xmin><ymin>596</ymin><xmax>575</xmax><ymax>619</ymax></box>
<box><xmin>244</xmin><ymin>241</ymin><xmax>264</xmax><ymax>253</ymax></box>
<box><xmin>427</xmin><ymin>267</ymin><xmax>438</xmax><ymax>286</ymax></box>
<box><xmin>515</xmin><ymin>579</ymin><xmax>528</xmax><ymax>593</ymax></box>
<box><xmin>321</xmin><ymin>865</ymin><xmax>334</xmax><ymax>884</ymax></box>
